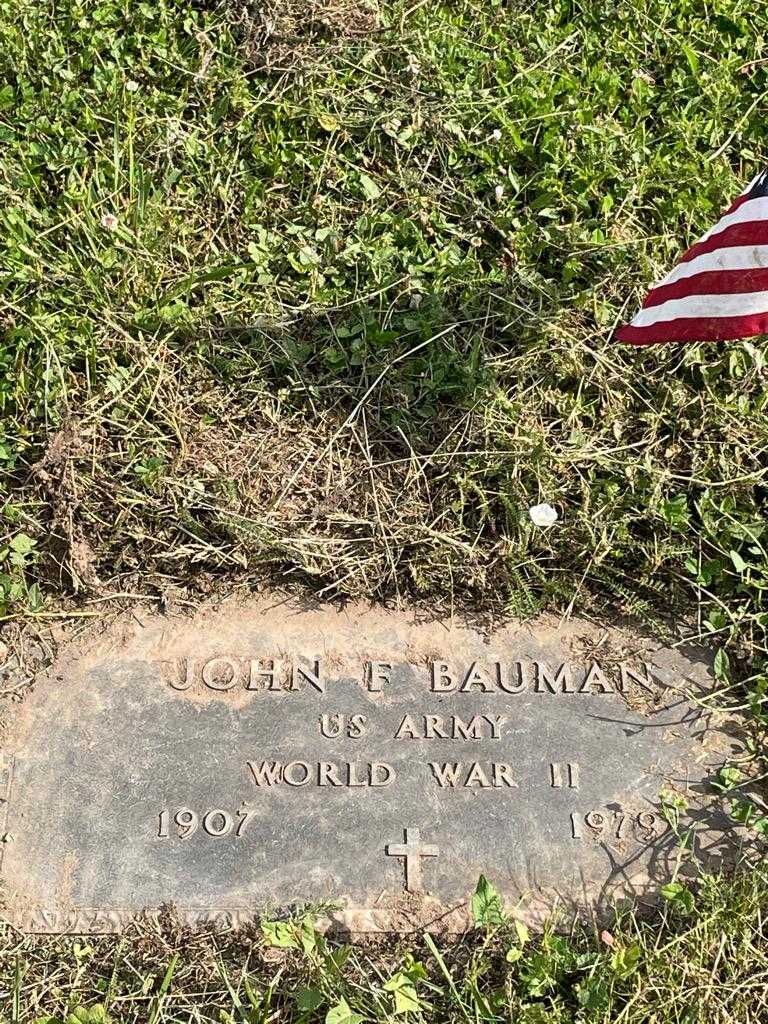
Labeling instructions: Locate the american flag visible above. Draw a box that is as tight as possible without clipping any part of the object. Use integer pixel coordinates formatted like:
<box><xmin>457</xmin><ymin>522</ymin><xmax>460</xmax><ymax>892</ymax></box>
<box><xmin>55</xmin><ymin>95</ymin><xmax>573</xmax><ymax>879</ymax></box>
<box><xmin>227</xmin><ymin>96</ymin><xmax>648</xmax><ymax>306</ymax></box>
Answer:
<box><xmin>617</xmin><ymin>168</ymin><xmax>768</xmax><ymax>345</ymax></box>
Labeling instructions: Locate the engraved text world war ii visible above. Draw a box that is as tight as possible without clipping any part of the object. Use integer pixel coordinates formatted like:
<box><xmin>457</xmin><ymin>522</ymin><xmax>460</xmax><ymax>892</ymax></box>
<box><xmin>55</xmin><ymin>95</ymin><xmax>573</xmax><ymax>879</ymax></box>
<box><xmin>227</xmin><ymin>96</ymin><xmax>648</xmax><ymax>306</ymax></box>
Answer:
<box><xmin>0</xmin><ymin>600</ymin><xmax>733</xmax><ymax>933</ymax></box>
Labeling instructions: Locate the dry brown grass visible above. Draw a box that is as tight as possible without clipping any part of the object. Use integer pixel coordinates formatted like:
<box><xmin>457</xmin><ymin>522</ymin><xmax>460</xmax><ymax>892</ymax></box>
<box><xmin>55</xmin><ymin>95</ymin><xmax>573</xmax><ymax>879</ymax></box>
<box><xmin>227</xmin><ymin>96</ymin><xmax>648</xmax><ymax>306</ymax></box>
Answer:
<box><xmin>230</xmin><ymin>0</ymin><xmax>382</xmax><ymax>71</ymax></box>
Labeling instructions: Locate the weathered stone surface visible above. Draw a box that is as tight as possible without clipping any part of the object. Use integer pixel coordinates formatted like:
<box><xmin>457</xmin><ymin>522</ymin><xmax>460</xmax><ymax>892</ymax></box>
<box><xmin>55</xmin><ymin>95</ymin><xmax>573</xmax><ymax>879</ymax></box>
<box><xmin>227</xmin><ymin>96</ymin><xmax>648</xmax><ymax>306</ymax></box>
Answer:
<box><xmin>0</xmin><ymin>599</ymin><xmax>739</xmax><ymax>933</ymax></box>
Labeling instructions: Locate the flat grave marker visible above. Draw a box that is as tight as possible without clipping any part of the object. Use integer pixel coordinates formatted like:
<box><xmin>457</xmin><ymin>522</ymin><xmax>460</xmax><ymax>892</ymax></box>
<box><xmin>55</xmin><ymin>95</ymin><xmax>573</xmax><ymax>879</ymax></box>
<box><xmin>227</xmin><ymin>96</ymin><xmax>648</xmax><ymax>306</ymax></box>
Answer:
<box><xmin>0</xmin><ymin>598</ymin><xmax>738</xmax><ymax>933</ymax></box>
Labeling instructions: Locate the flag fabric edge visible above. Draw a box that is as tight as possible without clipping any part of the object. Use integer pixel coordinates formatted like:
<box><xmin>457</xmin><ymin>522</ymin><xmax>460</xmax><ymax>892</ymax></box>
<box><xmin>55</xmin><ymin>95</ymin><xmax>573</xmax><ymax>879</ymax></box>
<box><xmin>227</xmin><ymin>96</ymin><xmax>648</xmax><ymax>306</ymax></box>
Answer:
<box><xmin>615</xmin><ymin>167</ymin><xmax>768</xmax><ymax>347</ymax></box>
<box><xmin>616</xmin><ymin>312</ymin><xmax>768</xmax><ymax>346</ymax></box>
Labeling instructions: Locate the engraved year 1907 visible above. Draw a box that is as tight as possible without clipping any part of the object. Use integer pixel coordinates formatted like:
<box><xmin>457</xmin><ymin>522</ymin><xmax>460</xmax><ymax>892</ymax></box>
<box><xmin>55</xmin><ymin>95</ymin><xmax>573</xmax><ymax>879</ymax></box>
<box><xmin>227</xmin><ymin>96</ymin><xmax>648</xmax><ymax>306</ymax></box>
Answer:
<box><xmin>158</xmin><ymin>807</ymin><xmax>254</xmax><ymax>839</ymax></box>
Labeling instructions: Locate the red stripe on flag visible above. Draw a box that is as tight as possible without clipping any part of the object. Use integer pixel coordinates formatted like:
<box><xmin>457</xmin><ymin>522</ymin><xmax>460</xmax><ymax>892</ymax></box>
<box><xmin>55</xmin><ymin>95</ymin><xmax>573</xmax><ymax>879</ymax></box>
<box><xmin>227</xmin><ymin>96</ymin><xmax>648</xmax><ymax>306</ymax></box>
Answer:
<box><xmin>642</xmin><ymin>267</ymin><xmax>768</xmax><ymax>309</ymax></box>
<box><xmin>615</xmin><ymin>311</ymin><xmax>768</xmax><ymax>345</ymax></box>
<box><xmin>680</xmin><ymin>221</ymin><xmax>768</xmax><ymax>263</ymax></box>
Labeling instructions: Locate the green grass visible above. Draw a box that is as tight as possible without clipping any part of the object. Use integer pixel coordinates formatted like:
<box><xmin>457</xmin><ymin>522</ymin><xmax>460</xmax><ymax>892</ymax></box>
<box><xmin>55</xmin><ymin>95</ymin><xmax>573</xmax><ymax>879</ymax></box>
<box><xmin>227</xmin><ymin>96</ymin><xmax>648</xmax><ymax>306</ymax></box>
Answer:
<box><xmin>1</xmin><ymin>0</ymin><xmax>767</xmax><ymax>637</ymax></box>
<box><xmin>2</xmin><ymin>0</ymin><xmax>768</xmax><ymax>1020</ymax></box>
<box><xmin>3</xmin><ymin>869</ymin><xmax>768</xmax><ymax>1023</ymax></box>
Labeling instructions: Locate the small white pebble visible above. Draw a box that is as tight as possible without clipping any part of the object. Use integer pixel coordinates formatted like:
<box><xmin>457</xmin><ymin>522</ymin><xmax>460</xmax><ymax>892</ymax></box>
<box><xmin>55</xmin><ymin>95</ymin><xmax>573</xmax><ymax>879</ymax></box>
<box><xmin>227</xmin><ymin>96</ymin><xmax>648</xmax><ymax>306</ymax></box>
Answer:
<box><xmin>100</xmin><ymin>213</ymin><xmax>118</xmax><ymax>231</ymax></box>
<box><xmin>528</xmin><ymin>502</ymin><xmax>558</xmax><ymax>527</ymax></box>
<box><xmin>495</xmin><ymin>184</ymin><xmax>505</xmax><ymax>201</ymax></box>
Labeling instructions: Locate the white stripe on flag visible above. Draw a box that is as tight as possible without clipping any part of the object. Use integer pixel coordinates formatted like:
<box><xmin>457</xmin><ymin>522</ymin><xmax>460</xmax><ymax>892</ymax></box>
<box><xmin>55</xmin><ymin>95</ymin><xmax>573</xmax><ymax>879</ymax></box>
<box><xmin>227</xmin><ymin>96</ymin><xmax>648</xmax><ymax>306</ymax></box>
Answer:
<box><xmin>630</xmin><ymin>289</ymin><xmax>768</xmax><ymax>329</ymax></box>
<box><xmin>738</xmin><ymin>170</ymin><xmax>764</xmax><ymax>197</ymax></box>
<box><xmin>657</xmin><ymin>244</ymin><xmax>768</xmax><ymax>288</ymax></box>
<box><xmin>697</xmin><ymin>196</ymin><xmax>768</xmax><ymax>244</ymax></box>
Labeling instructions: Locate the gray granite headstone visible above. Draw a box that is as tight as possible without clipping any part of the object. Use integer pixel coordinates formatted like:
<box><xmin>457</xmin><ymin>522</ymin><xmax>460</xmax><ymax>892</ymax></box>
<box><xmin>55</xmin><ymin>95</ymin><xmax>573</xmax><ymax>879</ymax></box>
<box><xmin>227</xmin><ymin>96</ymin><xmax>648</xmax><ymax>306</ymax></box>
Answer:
<box><xmin>0</xmin><ymin>598</ymin><xmax>739</xmax><ymax>933</ymax></box>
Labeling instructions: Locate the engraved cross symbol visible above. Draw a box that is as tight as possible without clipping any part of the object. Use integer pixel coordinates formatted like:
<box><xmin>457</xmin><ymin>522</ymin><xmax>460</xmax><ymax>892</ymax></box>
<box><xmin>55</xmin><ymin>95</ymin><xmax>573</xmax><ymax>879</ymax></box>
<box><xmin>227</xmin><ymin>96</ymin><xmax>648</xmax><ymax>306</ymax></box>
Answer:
<box><xmin>386</xmin><ymin>827</ymin><xmax>439</xmax><ymax>893</ymax></box>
